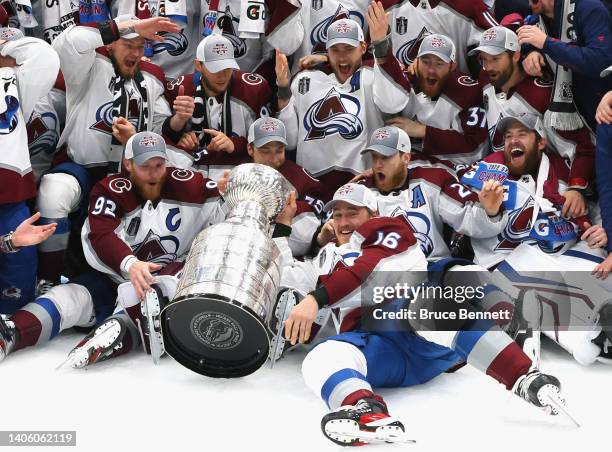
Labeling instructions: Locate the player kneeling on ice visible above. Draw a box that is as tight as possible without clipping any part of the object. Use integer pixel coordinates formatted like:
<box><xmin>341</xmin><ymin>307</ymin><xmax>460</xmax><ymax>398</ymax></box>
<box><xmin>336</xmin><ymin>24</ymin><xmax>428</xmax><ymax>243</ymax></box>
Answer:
<box><xmin>290</xmin><ymin>187</ymin><xmax>569</xmax><ymax>446</ymax></box>
<box><xmin>0</xmin><ymin>132</ymin><xmax>224</xmax><ymax>366</ymax></box>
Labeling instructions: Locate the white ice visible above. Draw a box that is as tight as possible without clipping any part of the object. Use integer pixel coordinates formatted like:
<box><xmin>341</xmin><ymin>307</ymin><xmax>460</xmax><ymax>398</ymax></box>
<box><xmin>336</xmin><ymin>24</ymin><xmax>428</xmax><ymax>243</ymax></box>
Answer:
<box><xmin>2</xmin><ymin>333</ymin><xmax>609</xmax><ymax>452</ymax></box>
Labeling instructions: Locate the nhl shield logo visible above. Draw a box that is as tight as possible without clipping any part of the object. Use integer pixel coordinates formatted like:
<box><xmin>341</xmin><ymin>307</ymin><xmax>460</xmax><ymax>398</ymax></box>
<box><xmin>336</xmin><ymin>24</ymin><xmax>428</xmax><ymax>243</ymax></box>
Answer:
<box><xmin>298</xmin><ymin>77</ymin><xmax>311</xmax><ymax>95</ymax></box>
<box><xmin>396</xmin><ymin>17</ymin><xmax>408</xmax><ymax>35</ymax></box>
<box><xmin>312</xmin><ymin>0</ymin><xmax>323</xmax><ymax>10</ymax></box>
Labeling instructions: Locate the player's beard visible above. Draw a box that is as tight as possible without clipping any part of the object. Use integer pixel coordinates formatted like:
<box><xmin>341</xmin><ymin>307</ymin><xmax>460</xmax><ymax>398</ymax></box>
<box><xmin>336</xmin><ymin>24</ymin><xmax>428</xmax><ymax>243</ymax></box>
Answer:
<box><xmin>488</xmin><ymin>61</ymin><xmax>514</xmax><ymax>89</ymax></box>
<box><xmin>417</xmin><ymin>67</ymin><xmax>452</xmax><ymax>98</ymax></box>
<box><xmin>132</xmin><ymin>175</ymin><xmax>166</xmax><ymax>202</ymax></box>
<box><xmin>201</xmin><ymin>75</ymin><xmax>230</xmax><ymax>98</ymax></box>
<box><xmin>505</xmin><ymin>144</ymin><xmax>540</xmax><ymax>178</ymax></box>
<box><xmin>111</xmin><ymin>56</ymin><xmax>140</xmax><ymax>79</ymax></box>
<box><xmin>374</xmin><ymin>166</ymin><xmax>408</xmax><ymax>194</ymax></box>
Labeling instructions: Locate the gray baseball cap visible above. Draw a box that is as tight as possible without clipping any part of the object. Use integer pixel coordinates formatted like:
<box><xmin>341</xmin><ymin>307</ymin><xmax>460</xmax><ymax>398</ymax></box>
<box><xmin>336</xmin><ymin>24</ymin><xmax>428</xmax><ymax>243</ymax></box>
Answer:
<box><xmin>248</xmin><ymin>117</ymin><xmax>288</xmax><ymax>148</ymax></box>
<box><xmin>468</xmin><ymin>26</ymin><xmax>519</xmax><ymax>57</ymax></box>
<box><xmin>115</xmin><ymin>14</ymin><xmax>140</xmax><ymax>40</ymax></box>
<box><xmin>0</xmin><ymin>27</ymin><xmax>24</xmax><ymax>41</ymax></box>
<box><xmin>361</xmin><ymin>126</ymin><xmax>411</xmax><ymax>156</ymax></box>
<box><xmin>497</xmin><ymin>112</ymin><xmax>546</xmax><ymax>139</ymax></box>
<box><xmin>124</xmin><ymin>131</ymin><xmax>168</xmax><ymax>165</ymax></box>
<box><xmin>196</xmin><ymin>34</ymin><xmax>240</xmax><ymax>73</ymax></box>
<box><xmin>601</xmin><ymin>65</ymin><xmax>612</xmax><ymax>77</ymax></box>
<box><xmin>326</xmin><ymin>19</ymin><xmax>365</xmax><ymax>49</ymax></box>
<box><xmin>323</xmin><ymin>183</ymin><xmax>378</xmax><ymax>213</ymax></box>
<box><xmin>417</xmin><ymin>34</ymin><xmax>456</xmax><ymax>63</ymax></box>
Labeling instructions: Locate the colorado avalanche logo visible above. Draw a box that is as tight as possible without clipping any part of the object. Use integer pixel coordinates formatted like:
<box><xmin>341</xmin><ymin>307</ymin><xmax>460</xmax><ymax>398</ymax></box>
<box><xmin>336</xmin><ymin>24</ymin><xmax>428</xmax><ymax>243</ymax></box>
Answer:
<box><xmin>0</xmin><ymin>75</ymin><xmax>19</xmax><ymax>134</ymax></box>
<box><xmin>331</xmin><ymin>251</ymin><xmax>361</xmax><ymax>269</ymax></box>
<box><xmin>390</xmin><ymin>207</ymin><xmax>434</xmax><ymax>256</ymax></box>
<box><xmin>152</xmin><ymin>31</ymin><xmax>189</xmax><ymax>57</ymax></box>
<box><xmin>27</xmin><ymin>112</ymin><xmax>60</xmax><ymax>157</ymax></box>
<box><xmin>89</xmin><ymin>101</ymin><xmax>114</xmax><ymax>135</ymax></box>
<box><xmin>310</xmin><ymin>5</ymin><xmax>364</xmax><ymax>54</ymax></box>
<box><xmin>495</xmin><ymin>197</ymin><xmax>535</xmax><ymax>251</ymax></box>
<box><xmin>395</xmin><ymin>27</ymin><xmax>431</xmax><ymax>66</ymax></box>
<box><xmin>132</xmin><ymin>229</ymin><xmax>179</xmax><ymax>265</ymax></box>
<box><xmin>303</xmin><ymin>88</ymin><xmax>364</xmax><ymax>141</ymax></box>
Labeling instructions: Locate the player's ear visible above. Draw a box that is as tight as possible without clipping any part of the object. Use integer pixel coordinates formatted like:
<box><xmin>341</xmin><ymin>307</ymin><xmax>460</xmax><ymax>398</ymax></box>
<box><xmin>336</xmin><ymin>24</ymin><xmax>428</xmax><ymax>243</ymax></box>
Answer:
<box><xmin>537</xmin><ymin>136</ymin><xmax>547</xmax><ymax>152</ymax></box>
<box><xmin>359</xmin><ymin>42</ymin><xmax>368</xmax><ymax>55</ymax></box>
<box><xmin>402</xmin><ymin>152</ymin><xmax>411</xmax><ymax>165</ymax></box>
<box><xmin>450</xmin><ymin>61</ymin><xmax>458</xmax><ymax>72</ymax></box>
<box><xmin>247</xmin><ymin>143</ymin><xmax>255</xmax><ymax>158</ymax></box>
<box><xmin>123</xmin><ymin>158</ymin><xmax>133</xmax><ymax>172</ymax></box>
<box><xmin>194</xmin><ymin>60</ymin><xmax>203</xmax><ymax>72</ymax></box>
<box><xmin>511</xmin><ymin>50</ymin><xmax>521</xmax><ymax>64</ymax></box>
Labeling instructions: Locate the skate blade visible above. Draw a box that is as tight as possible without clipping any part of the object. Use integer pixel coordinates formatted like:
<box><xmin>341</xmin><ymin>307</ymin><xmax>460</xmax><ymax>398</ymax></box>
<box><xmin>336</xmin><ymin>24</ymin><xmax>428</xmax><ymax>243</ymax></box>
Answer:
<box><xmin>267</xmin><ymin>290</ymin><xmax>296</xmax><ymax>368</ymax></box>
<box><xmin>59</xmin><ymin>322</ymin><xmax>122</xmax><ymax>369</ymax></box>
<box><xmin>325</xmin><ymin>420</ymin><xmax>416</xmax><ymax>445</ymax></box>
<box><xmin>143</xmin><ymin>290</ymin><xmax>165</xmax><ymax>364</ymax></box>
<box><xmin>544</xmin><ymin>394</ymin><xmax>580</xmax><ymax>428</ymax></box>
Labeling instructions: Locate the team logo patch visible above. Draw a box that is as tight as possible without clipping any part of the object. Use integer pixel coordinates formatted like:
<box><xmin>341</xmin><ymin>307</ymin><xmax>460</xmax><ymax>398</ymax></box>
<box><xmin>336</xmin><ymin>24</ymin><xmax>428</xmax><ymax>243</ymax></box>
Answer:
<box><xmin>241</xmin><ymin>73</ymin><xmax>263</xmax><ymax>86</ymax></box>
<box><xmin>212</xmin><ymin>43</ymin><xmax>230</xmax><ymax>56</ymax></box>
<box><xmin>298</xmin><ymin>77</ymin><xmax>311</xmax><ymax>95</ymax></box>
<box><xmin>482</xmin><ymin>29</ymin><xmax>498</xmax><ymax>41</ymax></box>
<box><xmin>390</xmin><ymin>207</ymin><xmax>434</xmax><ymax>256</ymax></box>
<box><xmin>132</xmin><ymin>229</ymin><xmax>179</xmax><ymax>265</ymax></box>
<box><xmin>303</xmin><ymin>88</ymin><xmax>364</xmax><ymax>141</ymax></box>
<box><xmin>139</xmin><ymin>135</ymin><xmax>159</xmax><ymax>147</ymax></box>
<box><xmin>395</xmin><ymin>26</ymin><xmax>431</xmax><ymax>66</ymax></box>
<box><xmin>0</xmin><ymin>75</ymin><xmax>19</xmax><ymax>134</ymax></box>
<box><xmin>333</xmin><ymin>21</ymin><xmax>352</xmax><ymax>34</ymax></box>
<box><xmin>109</xmin><ymin>178</ymin><xmax>132</xmax><ymax>193</ymax></box>
<box><xmin>191</xmin><ymin>311</ymin><xmax>243</xmax><ymax>350</ymax></box>
<box><xmin>89</xmin><ymin>101</ymin><xmax>114</xmax><ymax>135</ymax></box>
<box><xmin>171</xmin><ymin>168</ymin><xmax>195</xmax><ymax>181</ymax></box>
<box><xmin>312</xmin><ymin>0</ymin><xmax>323</xmax><ymax>10</ymax></box>
<box><xmin>429</xmin><ymin>37</ymin><xmax>446</xmax><ymax>48</ymax></box>
<box><xmin>374</xmin><ymin>129</ymin><xmax>391</xmax><ymax>140</ymax></box>
<box><xmin>152</xmin><ymin>31</ymin><xmax>188</xmax><ymax>57</ymax></box>
<box><xmin>0</xmin><ymin>29</ymin><xmax>19</xmax><ymax>40</ymax></box>
<box><xmin>27</xmin><ymin>112</ymin><xmax>60</xmax><ymax>157</ymax></box>
<box><xmin>260</xmin><ymin>119</ymin><xmax>279</xmax><ymax>132</ymax></box>
<box><xmin>458</xmin><ymin>75</ymin><xmax>478</xmax><ymax>87</ymax></box>
<box><xmin>336</xmin><ymin>184</ymin><xmax>355</xmax><ymax>196</ymax></box>
<box><xmin>2</xmin><ymin>286</ymin><xmax>22</xmax><ymax>299</ymax></box>
<box><xmin>534</xmin><ymin>77</ymin><xmax>554</xmax><ymax>88</ymax></box>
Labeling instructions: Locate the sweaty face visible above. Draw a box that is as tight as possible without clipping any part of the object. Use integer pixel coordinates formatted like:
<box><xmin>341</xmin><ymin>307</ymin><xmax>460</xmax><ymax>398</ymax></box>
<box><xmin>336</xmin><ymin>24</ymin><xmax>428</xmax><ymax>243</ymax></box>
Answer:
<box><xmin>128</xmin><ymin>157</ymin><xmax>167</xmax><ymax>202</ymax></box>
<box><xmin>196</xmin><ymin>61</ymin><xmax>233</xmax><ymax>97</ymax></box>
<box><xmin>371</xmin><ymin>152</ymin><xmax>409</xmax><ymax>193</ymax></box>
<box><xmin>109</xmin><ymin>38</ymin><xmax>145</xmax><ymax>78</ymax></box>
<box><xmin>328</xmin><ymin>43</ymin><xmax>366</xmax><ymax>84</ymax></box>
<box><xmin>503</xmin><ymin>123</ymin><xmax>544</xmax><ymax>178</ymax></box>
<box><xmin>332</xmin><ymin>201</ymin><xmax>374</xmax><ymax>245</ymax></box>
<box><xmin>479</xmin><ymin>52</ymin><xmax>515</xmax><ymax>89</ymax></box>
<box><xmin>416</xmin><ymin>55</ymin><xmax>454</xmax><ymax>98</ymax></box>
<box><xmin>248</xmin><ymin>141</ymin><xmax>286</xmax><ymax>170</ymax></box>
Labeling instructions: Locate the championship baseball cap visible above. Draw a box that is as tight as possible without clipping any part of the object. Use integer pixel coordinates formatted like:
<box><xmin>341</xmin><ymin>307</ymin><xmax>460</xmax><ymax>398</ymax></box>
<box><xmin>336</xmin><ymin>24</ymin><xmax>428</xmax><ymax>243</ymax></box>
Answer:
<box><xmin>417</xmin><ymin>34</ymin><xmax>456</xmax><ymax>63</ymax></box>
<box><xmin>124</xmin><ymin>131</ymin><xmax>168</xmax><ymax>165</ymax></box>
<box><xmin>468</xmin><ymin>26</ymin><xmax>519</xmax><ymax>56</ymax></box>
<box><xmin>323</xmin><ymin>183</ymin><xmax>378</xmax><ymax>213</ymax></box>
<box><xmin>196</xmin><ymin>35</ymin><xmax>240</xmax><ymax>73</ymax></box>
<box><xmin>114</xmin><ymin>14</ymin><xmax>140</xmax><ymax>40</ymax></box>
<box><xmin>601</xmin><ymin>65</ymin><xmax>612</xmax><ymax>77</ymax></box>
<box><xmin>497</xmin><ymin>112</ymin><xmax>546</xmax><ymax>138</ymax></box>
<box><xmin>361</xmin><ymin>126</ymin><xmax>411</xmax><ymax>156</ymax></box>
<box><xmin>325</xmin><ymin>19</ymin><xmax>365</xmax><ymax>49</ymax></box>
<box><xmin>0</xmin><ymin>27</ymin><xmax>24</xmax><ymax>41</ymax></box>
<box><xmin>248</xmin><ymin>117</ymin><xmax>288</xmax><ymax>148</ymax></box>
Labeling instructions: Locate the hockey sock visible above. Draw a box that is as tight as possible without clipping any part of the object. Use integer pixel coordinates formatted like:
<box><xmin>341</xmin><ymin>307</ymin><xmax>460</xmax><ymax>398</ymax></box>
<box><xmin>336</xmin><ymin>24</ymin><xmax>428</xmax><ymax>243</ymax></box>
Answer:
<box><xmin>342</xmin><ymin>390</ymin><xmax>387</xmax><ymax>410</ymax></box>
<box><xmin>11</xmin><ymin>298</ymin><xmax>61</xmax><ymax>350</ymax></box>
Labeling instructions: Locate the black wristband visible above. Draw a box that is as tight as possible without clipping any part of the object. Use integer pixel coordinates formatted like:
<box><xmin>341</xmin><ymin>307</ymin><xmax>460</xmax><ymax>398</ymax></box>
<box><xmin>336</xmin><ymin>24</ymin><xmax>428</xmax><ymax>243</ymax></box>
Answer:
<box><xmin>309</xmin><ymin>286</ymin><xmax>330</xmax><ymax>309</ymax></box>
<box><xmin>277</xmin><ymin>84</ymin><xmax>292</xmax><ymax>101</ymax></box>
<box><xmin>162</xmin><ymin>116</ymin><xmax>185</xmax><ymax>144</ymax></box>
<box><xmin>272</xmin><ymin>223</ymin><xmax>292</xmax><ymax>238</ymax></box>
<box><xmin>99</xmin><ymin>20</ymin><xmax>120</xmax><ymax>45</ymax></box>
<box><xmin>372</xmin><ymin>34</ymin><xmax>391</xmax><ymax>58</ymax></box>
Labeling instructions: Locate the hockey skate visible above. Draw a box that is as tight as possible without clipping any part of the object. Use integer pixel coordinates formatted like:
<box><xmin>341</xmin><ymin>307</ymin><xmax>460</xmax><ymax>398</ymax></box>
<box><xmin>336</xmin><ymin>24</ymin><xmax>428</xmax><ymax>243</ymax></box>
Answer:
<box><xmin>506</xmin><ymin>290</ymin><xmax>542</xmax><ymax>368</ymax></box>
<box><xmin>512</xmin><ymin>370</ymin><xmax>579</xmax><ymax>426</ymax></box>
<box><xmin>140</xmin><ymin>285</ymin><xmax>167</xmax><ymax>364</ymax></box>
<box><xmin>321</xmin><ymin>399</ymin><xmax>415</xmax><ymax>446</ymax></box>
<box><xmin>60</xmin><ymin>317</ymin><xmax>128</xmax><ymax>369</ymax></box>
<box><xmin>0</xmin><ymin>315</ymin><xmax>17</xmax><ymax>363</ymax></box>
<box><xmin>267</xmin><ymin>288</ymin><xmax>299</xmax><ymax>366</ymax></box>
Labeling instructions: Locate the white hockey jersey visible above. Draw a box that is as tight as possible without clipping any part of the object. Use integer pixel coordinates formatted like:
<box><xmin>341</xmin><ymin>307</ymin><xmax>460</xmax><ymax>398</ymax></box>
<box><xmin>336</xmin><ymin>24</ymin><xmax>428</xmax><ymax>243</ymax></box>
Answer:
<box><xmin>0</xmin><ymin>37</ymin><xmax>60</xmax><ymax>205</ymax></box>
<box><xmin>383</xmin><ymin>0</ymin><xmax>497</xmax><ymax>73</ymax></box>
<box><xmin>52</xmin><ymin>24</ymin><xmax>171</xmax><ymax>168</ymax></box>
<box><xmin>277</xmin><ymin>64</ymin><xmax>385</xmax><ymax>180</ymax></box>
<box><xmin>82</xmin><ymin>167</ymin><xmax>224</xmax><ymax>283</ymax></box>
<box><xmin>363</xmin><ymin>156</ymin><xmax>505</xmax><ymax>261</ymax></box>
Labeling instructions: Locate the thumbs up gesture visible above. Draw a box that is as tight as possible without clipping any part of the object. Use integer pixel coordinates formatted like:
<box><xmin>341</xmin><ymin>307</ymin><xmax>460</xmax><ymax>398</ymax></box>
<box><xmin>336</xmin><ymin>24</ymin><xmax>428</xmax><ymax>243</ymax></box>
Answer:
<box><xmin>173</xmin><ymin>85</ymin><xmax>195</xmax><ymax>122</ymax></box>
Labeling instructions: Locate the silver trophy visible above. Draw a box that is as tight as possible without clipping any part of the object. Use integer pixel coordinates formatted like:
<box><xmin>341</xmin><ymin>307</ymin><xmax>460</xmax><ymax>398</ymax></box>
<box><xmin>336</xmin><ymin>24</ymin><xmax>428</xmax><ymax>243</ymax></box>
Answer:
<box><xmin>160</xmin><ymin>163</ymin><xmax>290</xmax><ymax>378</ymax></box>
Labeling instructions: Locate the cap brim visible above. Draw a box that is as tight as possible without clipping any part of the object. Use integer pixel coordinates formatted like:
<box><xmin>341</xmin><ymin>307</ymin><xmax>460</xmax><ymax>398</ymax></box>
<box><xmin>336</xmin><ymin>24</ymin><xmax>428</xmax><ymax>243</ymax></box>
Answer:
<box><xmin>120</xmin><ymin>33</ymin><xmax>141</xmax><ymax>40</ymax></box>
<box><xmin>203</xmin><ymin>59</ymin><xmax>240</xmax><ymax>73</ymax></box>
<box><xmin>360</xmin><ymin>144</ymin><xmax>401</xmax><ymax>156</ymax></box>
<box><xmin>417</xmin><ymin>50</ymin><xmax>452</xmax><ymax>63</ymax></box>
<box><xmin>498</xmin><ymin>116</ymin><xmax>543</xmax><ymax>137</ymax></box>
<box><xmin>467</xmin><ymin>45</ymin><xmax>506</xmax><ymax>57</ymax></box>
<box><xmin>326</xmin><ymin>38</ymin><xmax>360</xmax><ymax>49</ymax></box>
<box><xmin>133</xmin><ymin>151</ymin><xmax>168</xmax><ymax>166</ymax></box>
<box><xmin>323</xmin><ymin>198</ymin><xmax>370</xmax><ymax>213</ymax></box>
<box><xmin>253</xmin><ymin>135</ymin><xmax>288</xmax><ymax>148</ymax></box>
<box><xmin>601</xmin><ymin>66</ymin><xmax>612</xmax><ymax>78</ymax></box>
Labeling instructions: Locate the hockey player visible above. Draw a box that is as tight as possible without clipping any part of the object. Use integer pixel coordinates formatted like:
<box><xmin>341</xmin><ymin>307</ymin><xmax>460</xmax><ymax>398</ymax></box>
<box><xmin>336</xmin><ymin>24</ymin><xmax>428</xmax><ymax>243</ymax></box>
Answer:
<box><xmin>290</xmin><ymin>183</ymin><xmax>567</xmax><ymax>446</ymax></box>
<box><xmin>164</xmin><ymin>34</ymin><xmax>272</xmax><ymax>181</ymax></box>
<box><xmin>470</xmin><ymin>26</ymin><xmax>595</xmax><ymax>219</ymax></box>
<box><xmin>367</xmin><ymin>3</ymin><xmax>489</xmax><ymax>165</ymax></box>
<box><xmin>0</xmin><ymin>132</ymin><xmax>224</xmax><ymax>365</ymax></box>
<box><xmin>35</xmin><ymin>15</ymin><xmax>182</xmax><ymax>290</ymax></box>
<box><xmin>247</xmin><ymin>117</ymin><xmax>324</xmax><ymax>257</ymax></box>
<box><xmin>0</xmin><ymin>32</ymin><xmax>60</xmax><ymax>314</ymax></box>
<box><xmin>379</xmin><ymin>0</ymin><xmax>498</xmax><ymax>74</ymax></box>
<box><xmin>359</xmin><ymin>125</ymin><xmax>505</xmax><ymax>261</ymax></box>
<box><xmin>276</xmin><ymin>18</ymin><xmax>385</xmax><ymax>200</ymax></box>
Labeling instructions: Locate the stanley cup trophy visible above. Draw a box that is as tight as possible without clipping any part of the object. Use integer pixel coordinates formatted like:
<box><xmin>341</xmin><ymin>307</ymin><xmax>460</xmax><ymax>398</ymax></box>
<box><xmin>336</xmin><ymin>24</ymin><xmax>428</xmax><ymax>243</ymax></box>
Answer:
<box><xmin>160</xmin><ymin>163</ymin><xmax>290</xmax><ymax>378</ymax></box>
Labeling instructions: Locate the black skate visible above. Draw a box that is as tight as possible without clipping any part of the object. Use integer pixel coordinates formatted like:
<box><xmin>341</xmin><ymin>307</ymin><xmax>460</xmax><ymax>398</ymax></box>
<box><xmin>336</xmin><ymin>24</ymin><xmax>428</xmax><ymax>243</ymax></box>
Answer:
<box><xmin>513</xmin><ymin>370</ymin><xmax>568</xmax><ymax>415</ymax></box>
<box><xmin>61</xmin><ymin>317</ymin><xmax>128</xmax><ymax>369</ymax></box>
<box><xmin>0</xmin><ymin>315</ymin><xmax>17</xmax><ymax>363</ymax></box>
<box><xmin>321</xmin><ymin>399</ymin><xmax>414</xmax><ymax>446</ymax></box>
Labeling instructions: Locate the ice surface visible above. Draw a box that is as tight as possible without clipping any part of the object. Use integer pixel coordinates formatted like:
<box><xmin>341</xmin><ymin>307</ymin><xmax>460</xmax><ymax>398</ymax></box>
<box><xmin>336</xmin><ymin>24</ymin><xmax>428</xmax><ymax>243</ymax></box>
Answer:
<box><xmin>2</xmin><ymin>333</ymin><xmax>609</xmax><ymax>452</ymax></box>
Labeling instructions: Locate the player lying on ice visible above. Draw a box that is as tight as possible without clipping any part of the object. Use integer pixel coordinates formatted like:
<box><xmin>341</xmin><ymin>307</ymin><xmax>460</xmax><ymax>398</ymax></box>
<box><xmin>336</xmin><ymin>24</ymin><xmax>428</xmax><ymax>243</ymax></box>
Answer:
<box><xmin>283</xmin><ymin>183</ymin><xmax>569</xmax><ymax>446</ymax></box>
<box><xmin>0</xmin><ymin>132</ymin><xmax>225</xmax><ymax>365</ymax></box>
